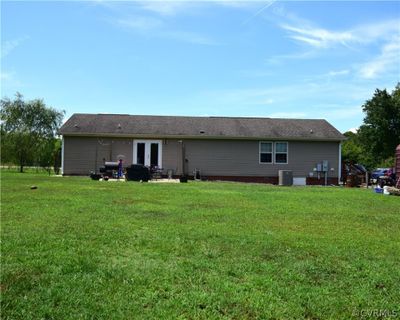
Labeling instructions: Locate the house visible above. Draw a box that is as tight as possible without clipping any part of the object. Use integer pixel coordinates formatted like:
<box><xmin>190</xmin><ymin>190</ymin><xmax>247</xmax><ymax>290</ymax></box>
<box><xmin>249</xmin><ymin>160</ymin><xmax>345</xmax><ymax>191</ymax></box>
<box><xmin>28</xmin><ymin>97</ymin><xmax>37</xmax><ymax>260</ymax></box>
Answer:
<box><xmin>59</xmin><ymin>114</ymin><xmax>345</xmax><ymax>185</ymax></box>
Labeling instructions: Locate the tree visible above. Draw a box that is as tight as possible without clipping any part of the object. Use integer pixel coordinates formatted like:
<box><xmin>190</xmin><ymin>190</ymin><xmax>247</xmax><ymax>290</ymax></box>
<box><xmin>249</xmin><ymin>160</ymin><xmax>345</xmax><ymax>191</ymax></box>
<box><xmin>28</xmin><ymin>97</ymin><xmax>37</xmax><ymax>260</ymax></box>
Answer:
<box><xmin>357</xmin><ymin>84</ymin><xmax>400</xmax><ymax>169</ymax></box>
<box><xmin>0</xmin><ymin>93</ymin><xmax>64</xmax><ymax>172</ymax></box>
<box><xmin>53</xmin><ymin>138</ymin><xmax>62</xmax><ymax>175</ymax></box>
<box><xmin>0</xmin><ymin>125</ymin><xmax>14</xmax><ymax>165</ymax></box>
<box><xmin>36</xmin><ymin>138</ymin><xmax>62</xmax><ymax>175</ymax></box>
<box><xmin>341</xmin><ymin>131</ymin><xmax>363</xmax><ymax>164</ymax></box>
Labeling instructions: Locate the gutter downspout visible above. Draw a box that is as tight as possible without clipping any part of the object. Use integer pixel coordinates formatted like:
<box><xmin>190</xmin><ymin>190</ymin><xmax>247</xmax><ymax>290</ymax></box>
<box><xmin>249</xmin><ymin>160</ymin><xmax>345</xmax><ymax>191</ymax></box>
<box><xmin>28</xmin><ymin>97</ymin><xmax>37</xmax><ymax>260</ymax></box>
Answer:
<box><xmin>178</xmin><ymin>140</ymin><xmax>185</xmax><ymax>176</ymax></box>
<box><xmin>182</xmin><ymin>141</ymin><xmax>186</xmax><ymax>176</ymax></box>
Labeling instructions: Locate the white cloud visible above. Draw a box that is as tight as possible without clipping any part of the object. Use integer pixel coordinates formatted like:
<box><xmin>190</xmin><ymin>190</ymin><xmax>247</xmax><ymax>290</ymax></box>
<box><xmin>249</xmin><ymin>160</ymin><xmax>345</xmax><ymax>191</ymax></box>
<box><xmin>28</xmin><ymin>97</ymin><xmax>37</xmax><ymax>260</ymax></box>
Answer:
<box><xmin>0</xmin><ymin>72</ymin><xmax>12</xmax><ymax>80</ymax></box>
<box><xmin>136</xmin><ymin>1</ymin><xmax>191</xmax><ymax>16</ymax></box>
<box><xmin>262</xmin><ymin>98</ymin><xmax>274</xmax><ymax>105</ymax></box>
<box><xmin>281</xmin><ymin>24</ymin><xmax>354</xmax><ymax>48</ymax></box>
<box><xmin>135</xmin><ymin>1</ymin><xmax>256</xmax><ymax>16</ymax></box>
<box><xmin>106</xmin><ymin>3</ymin><xmax>220</xmax><ymax>45</ymax></box>
<box><xmin>268</xmin><ymin>112</ymin><xmax>307</xmax><ymax>118</ymax></box>
<box><xmin>348</xmin><ymin>127</ymin><xmax>358</xmax><ymax>133</ymax></box>
<box><xmin>321</xmin><ymin>106</ymin><xmax>362</xmax><ymax>120</ymax></box>
<box><xmin>268</xmin><ymin>106</ymin><xmax>362</xmax><ymax>122</ymax></box>
<box><xmin>217</xmin><ymin>1</ymin><xmax>260</xmax><ymax>8</ymax></box>
<box><xmin>241</xmin><ymin>0</ymin><xmax>277</xmax><ymax>25</ymax></box>
<box><xmin>1</xmin><ymin>36</ymin><xmax>29</xmax><ymax>58</ymax></box>
<box><xmin>116</xmin><ymin>16</ymin><xmax>163</xmax><ymax>31</ymax></box>
<box><xmin>281</xmin><ymin>19</ymin><xmax>400</xmax><ymax>49</ymax></box>
<box><xmin>163</xmin><ymin>30</ymin><xmax>222</xmax><ymax>45</ymax></box>
<box><xmin>136</xmin><ymin>0</ymin><xmax>261</xmax><ymax>16</ymax></box>
<box><xmin>358</xmin><ymin>36</ymin><xmax>400</xmax><ymax>79</ymax></box>
<box><xmin>351</xmin><ymin>20</ymin><xmax>400</xmax><ymax>45</ymax></box>
<box><xmin>278</xmin><ymin>17</ymin><xmax>400</xmax><ymax>80</ymax></box>
<box><xmin>115</xmin><ymin>16</ymin><xmax>220</xmax><ymax>45</ymax></box>
<box><xmin>94</xmin><ymin>0</ymin><xmax>268</xmax><ymax>18</ymax></box>
<box><xmin>266</xmin><ymin>51</ymin><xmax>316</xmax><ymax>65</ymax></box>
<box><xmin>326</xmin><ymin>69</ymin><xmax>349</xmax><ymax>77</ymax></box>
<box><xmin>0</xmin><ymin>71</ymin><xmax>22</xmax><ymax>87</ymax></box>
<box><xmin>201</xmin><ymin>81</ymin><xmax>373</xmax><ymax>116</ymax></box>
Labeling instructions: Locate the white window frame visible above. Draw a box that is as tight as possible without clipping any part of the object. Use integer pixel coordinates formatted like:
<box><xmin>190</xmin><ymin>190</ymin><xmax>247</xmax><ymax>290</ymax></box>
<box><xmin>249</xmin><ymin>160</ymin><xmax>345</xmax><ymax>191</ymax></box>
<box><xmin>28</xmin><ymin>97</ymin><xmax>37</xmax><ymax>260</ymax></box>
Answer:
<box><xmin>274</xmin><ymin>141</ymin><xmax>288</xmax><ymax>164</ymax></box>
<box><xmin>259</xmin><ymin>141</ymin><xmax>273</xmax><ymax>164</ymax></box>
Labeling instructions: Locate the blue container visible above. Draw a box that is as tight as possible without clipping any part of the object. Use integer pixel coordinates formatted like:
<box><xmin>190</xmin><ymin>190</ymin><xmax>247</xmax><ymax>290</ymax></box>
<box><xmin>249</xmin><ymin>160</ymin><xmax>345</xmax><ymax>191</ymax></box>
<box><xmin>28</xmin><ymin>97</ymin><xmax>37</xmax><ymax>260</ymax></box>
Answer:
<box><xmin>374</xmin><ymin>187</ymin><xmax>383</xmax><ymax>194</ymax></box>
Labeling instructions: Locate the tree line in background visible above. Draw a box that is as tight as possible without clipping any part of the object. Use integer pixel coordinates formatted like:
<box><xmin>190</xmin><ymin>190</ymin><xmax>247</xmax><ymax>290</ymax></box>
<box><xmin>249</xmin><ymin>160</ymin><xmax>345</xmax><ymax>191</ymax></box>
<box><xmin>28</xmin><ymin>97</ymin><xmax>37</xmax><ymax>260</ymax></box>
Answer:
<box><xmin>1</xmin><ymin>85</ymin><xmax>399</xmax><ymax>174</ymax></box>
<box><xmin>342</xmin><ymin>83</ymin><xmax>400</xmax><ymax>170</ymax></box>
<box><xmin>1</xmin><ymin>93</ymin><xmax>64</xmax><ymax>174</ymax></box>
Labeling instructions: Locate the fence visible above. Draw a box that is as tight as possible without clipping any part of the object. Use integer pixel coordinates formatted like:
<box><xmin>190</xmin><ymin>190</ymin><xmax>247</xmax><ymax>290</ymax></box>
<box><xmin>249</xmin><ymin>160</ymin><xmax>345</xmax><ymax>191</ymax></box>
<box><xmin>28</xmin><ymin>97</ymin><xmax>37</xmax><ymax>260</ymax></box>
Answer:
<box><xmin>0</xmin><ymin>165</ymin><xmax>60</xmax><ymax>175</ymax></box>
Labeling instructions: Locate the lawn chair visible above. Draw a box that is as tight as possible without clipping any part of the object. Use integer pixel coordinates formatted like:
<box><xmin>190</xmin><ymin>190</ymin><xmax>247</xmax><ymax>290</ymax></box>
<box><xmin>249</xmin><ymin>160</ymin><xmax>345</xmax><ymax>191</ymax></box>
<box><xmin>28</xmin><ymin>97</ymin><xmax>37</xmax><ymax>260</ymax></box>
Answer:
<box><xmin>150</xmin><ymin>166</ymin><xmax>163</xmax><ymax>180</ymax></box>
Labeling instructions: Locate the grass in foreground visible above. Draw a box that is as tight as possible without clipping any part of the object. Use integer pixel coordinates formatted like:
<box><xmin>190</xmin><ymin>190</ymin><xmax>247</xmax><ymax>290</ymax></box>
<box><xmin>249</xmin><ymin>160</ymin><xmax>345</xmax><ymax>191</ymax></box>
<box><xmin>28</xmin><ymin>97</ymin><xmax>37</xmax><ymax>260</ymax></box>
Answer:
<box><xmin>1</xmin><ymin>172</ymin><xmax>399</xmax><ymax>319</ymax></box>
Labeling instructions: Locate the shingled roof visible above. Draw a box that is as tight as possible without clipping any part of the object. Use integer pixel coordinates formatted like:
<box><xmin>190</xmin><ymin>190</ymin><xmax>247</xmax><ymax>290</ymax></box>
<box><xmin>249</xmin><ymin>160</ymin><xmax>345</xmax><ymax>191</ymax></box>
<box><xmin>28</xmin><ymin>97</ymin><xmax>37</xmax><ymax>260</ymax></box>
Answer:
<box><xmin>59</xmin><ymin>114</ymin><xmax>345</xmax><ymax>141</ymax></box>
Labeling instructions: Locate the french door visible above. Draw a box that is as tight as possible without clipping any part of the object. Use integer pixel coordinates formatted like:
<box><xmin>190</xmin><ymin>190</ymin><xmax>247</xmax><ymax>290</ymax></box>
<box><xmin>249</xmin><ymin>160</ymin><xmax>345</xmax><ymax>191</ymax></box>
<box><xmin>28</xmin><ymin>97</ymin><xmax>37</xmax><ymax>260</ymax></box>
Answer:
<box><xmin>133</xmin><ymin>140</ymin><xmax>162</xmax><ymax>167</ymax></box>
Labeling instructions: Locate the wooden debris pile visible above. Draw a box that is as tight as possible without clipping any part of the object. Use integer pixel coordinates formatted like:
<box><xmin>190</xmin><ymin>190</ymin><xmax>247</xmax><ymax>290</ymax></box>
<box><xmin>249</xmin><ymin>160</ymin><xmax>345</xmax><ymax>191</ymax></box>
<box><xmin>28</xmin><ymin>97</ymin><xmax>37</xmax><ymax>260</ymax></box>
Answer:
<box><xmin>386</xmin><ymin>187</ymin><xmax>400</xmax><ymax>196</ymax></box>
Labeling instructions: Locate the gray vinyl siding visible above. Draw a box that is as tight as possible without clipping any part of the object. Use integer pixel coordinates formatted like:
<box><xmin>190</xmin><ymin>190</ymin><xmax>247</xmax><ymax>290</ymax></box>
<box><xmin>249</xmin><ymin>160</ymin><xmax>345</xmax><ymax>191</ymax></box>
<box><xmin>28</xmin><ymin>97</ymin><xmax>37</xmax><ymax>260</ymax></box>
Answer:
<box><xmin>162</xmin><ymin>140</ymin><xmax>182</xmax><ymax>176</ymax></box>
<box><xmin>63</xmin><ymin>136</ymin><xmax>181</xmax><ymax>175</ymax></box>
<box><xmin>181</xmin><ymin>139</ymin><xmax>339</xmax><ymax>178</ymax></box>
<box><xmin>288</xmin><ymin>141</ymin><xmax>339</xmax><ymax>178</ymax></box>
<box><xmin>63</xmin><ymin>136</ymin><xmax>339</xmax><ymax>178</ymax></box>
<box><xmin>63</xmin><ymin>137</ymin><xmax>133</xmax><ymax>175</ymax></box>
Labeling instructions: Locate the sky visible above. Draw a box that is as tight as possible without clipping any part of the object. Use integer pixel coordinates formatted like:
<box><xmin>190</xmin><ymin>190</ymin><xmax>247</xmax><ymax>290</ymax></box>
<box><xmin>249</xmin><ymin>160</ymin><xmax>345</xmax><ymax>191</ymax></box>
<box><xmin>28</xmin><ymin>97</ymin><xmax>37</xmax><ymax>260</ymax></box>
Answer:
<box><xmin>1</xmin><ymin>0</ymin><xmax>399</xmax><ymax>133</ymax></box>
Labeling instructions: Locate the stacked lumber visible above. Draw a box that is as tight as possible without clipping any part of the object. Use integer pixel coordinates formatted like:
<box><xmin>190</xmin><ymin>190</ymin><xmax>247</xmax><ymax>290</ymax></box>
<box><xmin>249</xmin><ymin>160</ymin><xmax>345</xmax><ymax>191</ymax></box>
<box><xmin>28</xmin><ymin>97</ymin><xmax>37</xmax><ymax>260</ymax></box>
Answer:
<box><xmin>386</xmin><ymin>187</ymin><xmax>400</xmax><ymax>196</ymax></box>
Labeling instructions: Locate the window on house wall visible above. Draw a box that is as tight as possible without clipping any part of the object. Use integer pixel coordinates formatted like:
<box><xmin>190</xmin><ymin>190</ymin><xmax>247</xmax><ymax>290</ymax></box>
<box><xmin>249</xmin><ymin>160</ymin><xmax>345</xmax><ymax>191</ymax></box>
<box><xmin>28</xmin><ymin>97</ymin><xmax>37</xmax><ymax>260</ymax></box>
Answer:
<box><xmin>275</xmin><ymin>142</ymin><xmax>288</xmax><ymax>164</ymax></box>
<box><xmin>260</xmin><ymin>142</ymin><xmax>273</xmax><ymax>163</ymax></box>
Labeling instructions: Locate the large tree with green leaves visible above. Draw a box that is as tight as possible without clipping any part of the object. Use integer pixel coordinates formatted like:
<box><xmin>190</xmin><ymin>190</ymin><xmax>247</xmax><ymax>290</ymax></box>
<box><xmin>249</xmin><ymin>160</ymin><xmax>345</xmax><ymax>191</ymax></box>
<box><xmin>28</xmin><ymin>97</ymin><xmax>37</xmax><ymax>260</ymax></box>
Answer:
<box><xmin>0</xmin><ymin>93</ymin><xmax>64</xmax><ymax>172</ymax></box>
<box><xmin>357</xmin><ymin>84</ymin><xmax>400</xmax><ymax>169</ymax></box>
<box><xmin>341</xmin><ymin>131</ymin><xmax>363</xmax><ymax>164</ymax></box>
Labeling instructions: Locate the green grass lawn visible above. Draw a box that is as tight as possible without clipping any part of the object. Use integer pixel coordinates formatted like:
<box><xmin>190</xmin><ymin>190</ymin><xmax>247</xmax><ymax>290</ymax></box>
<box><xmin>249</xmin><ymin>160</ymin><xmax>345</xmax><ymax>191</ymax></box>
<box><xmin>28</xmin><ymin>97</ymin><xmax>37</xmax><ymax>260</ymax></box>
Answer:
<box><xmin>1</xmin><ymin>172</ymin><xmax>399</xmax><ymax>319</ymax></box>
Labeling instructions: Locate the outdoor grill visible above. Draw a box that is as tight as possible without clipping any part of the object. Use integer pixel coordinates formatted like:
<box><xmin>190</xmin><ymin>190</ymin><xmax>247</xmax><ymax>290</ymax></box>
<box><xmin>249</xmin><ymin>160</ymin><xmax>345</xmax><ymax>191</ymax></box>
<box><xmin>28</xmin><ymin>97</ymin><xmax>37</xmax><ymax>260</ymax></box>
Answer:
<box><xmin>99</xmin><ymin>161</ymin><xmax>119</xmax><ymax>178</ymax></box>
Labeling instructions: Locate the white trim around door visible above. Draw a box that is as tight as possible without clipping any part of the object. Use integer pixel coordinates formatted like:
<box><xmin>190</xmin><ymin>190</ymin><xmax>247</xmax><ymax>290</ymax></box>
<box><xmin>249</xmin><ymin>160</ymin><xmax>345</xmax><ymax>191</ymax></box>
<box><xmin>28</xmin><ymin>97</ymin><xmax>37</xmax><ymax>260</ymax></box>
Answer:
<box><xmin>133</xmin><ymin>139</ymin><xmax>163</xmax><ymax>167</ymax></box>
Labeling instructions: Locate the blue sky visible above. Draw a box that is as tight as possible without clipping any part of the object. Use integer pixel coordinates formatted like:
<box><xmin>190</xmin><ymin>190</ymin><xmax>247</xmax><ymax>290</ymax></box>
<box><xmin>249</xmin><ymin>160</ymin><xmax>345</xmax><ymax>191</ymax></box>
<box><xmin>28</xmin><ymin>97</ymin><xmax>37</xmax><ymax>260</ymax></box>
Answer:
<box><xmin>1</xmin><ymin>1</ymin><xmax>399</xmax><ymax>132</ymax></box>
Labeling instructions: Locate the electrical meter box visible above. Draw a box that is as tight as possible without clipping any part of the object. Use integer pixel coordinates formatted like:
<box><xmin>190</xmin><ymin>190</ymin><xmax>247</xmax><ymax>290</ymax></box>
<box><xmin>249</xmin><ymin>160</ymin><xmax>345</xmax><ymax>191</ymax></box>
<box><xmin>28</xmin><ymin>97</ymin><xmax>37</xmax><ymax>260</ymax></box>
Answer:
<box><xmin>322</xmin><ymin>160</ymin><xmax>329</xmax><ymax>172</ymax></box>
<box><xmin>317</xmin><ymin>163</ymin><xmax>322</xmax><ymax>172</ymax></box>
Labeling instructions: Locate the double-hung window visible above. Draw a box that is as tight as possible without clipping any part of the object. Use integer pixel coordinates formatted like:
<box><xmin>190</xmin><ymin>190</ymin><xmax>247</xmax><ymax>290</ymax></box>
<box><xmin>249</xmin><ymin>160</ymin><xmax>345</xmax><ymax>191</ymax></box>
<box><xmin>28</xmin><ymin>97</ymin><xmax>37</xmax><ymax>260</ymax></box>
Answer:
<box><xmin>275</xmin><ymin>142</ymin><xmax>288</xmax><ymax>164</ymax></box>
<box><xmin>259</xmin><ymin>141</ymin><xmax>289</xmax><ymax>164</ymax></box>
<box><xmin>259</xmin><ymin>142</ymin><xmax>273</xmax><ymax>164</ymax></box>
